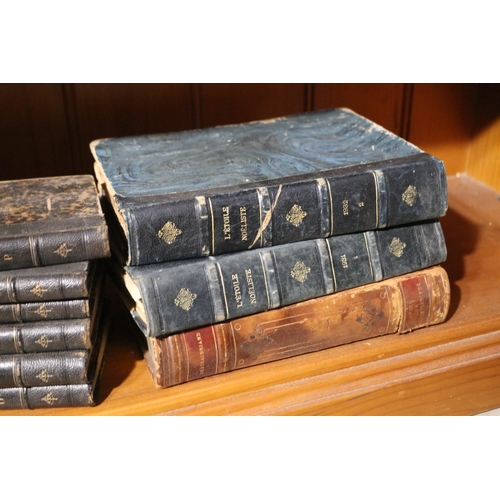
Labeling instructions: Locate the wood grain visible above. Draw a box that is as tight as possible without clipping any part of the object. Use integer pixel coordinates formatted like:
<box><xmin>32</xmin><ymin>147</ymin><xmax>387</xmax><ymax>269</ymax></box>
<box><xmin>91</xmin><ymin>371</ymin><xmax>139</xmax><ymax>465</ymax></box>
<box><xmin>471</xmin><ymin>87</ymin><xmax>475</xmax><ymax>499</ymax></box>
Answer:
<box><xmin>467</xmin><ymin>83</ymin><xmax>500</xmax><ymax>192</ymax></box>
<box><xmin>0</xmin><ymin>84</ymin><xmax>74</xmax><ymax>180</ymax></box>
<box><xmin>313</xmin><ymin>83</ymin><xmax>406</xmax><ymax>135</ymax></box>
<box><xmin>197</xmin><ymin>83</ymin><xmax>308</xmax><ymax>127</ymax></box>
<box><xmin>407</xmin><ymin>83</ymin><xmax>477</xmax><ymax>176</ymax></box>
<box><xmin>68</xmin><ymin>84</ymin><xmax>195</xmax><ymax>174</ymax></box>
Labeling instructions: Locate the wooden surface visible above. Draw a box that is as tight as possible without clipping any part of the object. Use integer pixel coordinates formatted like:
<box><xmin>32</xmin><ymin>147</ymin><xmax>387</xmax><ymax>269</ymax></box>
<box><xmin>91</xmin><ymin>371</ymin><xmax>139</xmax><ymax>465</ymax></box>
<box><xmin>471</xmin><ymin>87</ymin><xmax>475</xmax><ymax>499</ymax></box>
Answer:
<box><xmin>3</xmin><ymin>173</ymin><xmax>500</xmax><ymax>416</ymax></box>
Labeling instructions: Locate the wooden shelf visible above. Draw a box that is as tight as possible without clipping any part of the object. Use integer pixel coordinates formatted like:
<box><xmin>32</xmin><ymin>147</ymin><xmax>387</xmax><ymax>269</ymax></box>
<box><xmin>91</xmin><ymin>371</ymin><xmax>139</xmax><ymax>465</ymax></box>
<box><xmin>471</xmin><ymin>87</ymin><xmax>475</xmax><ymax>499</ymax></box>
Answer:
<box><xmin>3</xmin><ymin>173</ymin><xmax>500</xmax><ymax>416</ymax></box>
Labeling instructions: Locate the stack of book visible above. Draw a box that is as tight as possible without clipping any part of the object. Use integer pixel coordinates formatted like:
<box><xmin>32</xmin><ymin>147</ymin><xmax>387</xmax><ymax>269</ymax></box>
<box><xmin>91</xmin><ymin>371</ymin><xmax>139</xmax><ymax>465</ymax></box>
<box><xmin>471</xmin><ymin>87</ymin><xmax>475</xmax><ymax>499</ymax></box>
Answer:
<box><xmin>0</xmin><ymin>175</ymin><xmax>111</xmax><ymax>409</ymax></box>
<box><xmin>92</xmin><ymin>108</ymin><xmax>450</xmax><ymax>390</ymax></box>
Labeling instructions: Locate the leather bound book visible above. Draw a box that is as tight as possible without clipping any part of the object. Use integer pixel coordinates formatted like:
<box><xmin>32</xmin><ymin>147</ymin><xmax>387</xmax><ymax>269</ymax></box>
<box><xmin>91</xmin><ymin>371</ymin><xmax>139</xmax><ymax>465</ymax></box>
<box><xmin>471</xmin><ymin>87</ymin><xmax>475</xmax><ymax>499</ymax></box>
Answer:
<box><xmin>0</xmin><ymin>384</ymin><xmax>99</xmax><ymax>409</ymax></box>
<box><xmin>0</xmin><ymin>293</ymin><xmax>103</xmax><ymax>353</ymax></box>
<box><xmin>0</xmin><ymin>318</ymin><xmax>95</xmax><ymax>354</ymax></box>
<box><xmin>0</xmin><ymin>304</ymin><xmax>110</xmax><ymax>408</ymax></box>
<box><xmin>91</xmin><ymin>108</ymin><xmax>447</xmax><ymax>266</ymax></box>
<box><xmin>0</xmin><ymin>260</ymin><xmax>98</xmax><ymax>304</ymax></box>
<box><xmin>0</xmin><ymin>264</ymin><xmax>103</xmax><ymax>324</ymax></box>
<box><xmin>143</xmin><ymin>266</ymin><xmax>450</xmax><ymax>388</ymax></box>
<box><xmin>0</xmin><ymin>299</ymin><xmax>92</xmax><ymax>323</ymax></box>
<box><xmin>0</xmin><ymin>350</ymin><xmax>94</xmax><ymax>388</ymax></box>
<box><xmin>0</xmin><ymin>175</ymin><xmax>110</xmax><ymax>271</ymax></box>
<box><xmin>122</xmin><ymin>219</ymin><xmax>447</xmax><ymax>337</ymax></box>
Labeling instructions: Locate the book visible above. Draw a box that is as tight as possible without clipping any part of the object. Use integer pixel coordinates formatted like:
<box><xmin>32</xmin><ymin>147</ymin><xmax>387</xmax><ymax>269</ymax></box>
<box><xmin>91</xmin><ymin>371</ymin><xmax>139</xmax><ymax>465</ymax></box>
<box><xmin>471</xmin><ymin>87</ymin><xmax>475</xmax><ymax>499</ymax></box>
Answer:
<box><xmin>0</xmin><ymin>318</ymin><xmax>97</xmax><ymax>354</ymax></box>
<box><xmin>91</xmin><ymin>108</ymin><xmax>447</xmax><ymax>266</ymax></box>
<box><xmin>120</xmin><ymin>219</ymin><xmax>447</xmax><ymax>337</ymax></box>
<box><xmin>0</xmin><ymin>292</ymin><xmax>103</xmax><ymax>354</ymax></box>
<box><xmin>0</xmin><ymin>260</ymin><xmax>99</xmax><ymax>304</ymax></box>
<box><xmin>138</xmin><ymin>266</ymin><xmax>450</xmax><ymax>388</ymax></box>
<box><xmin>0</xmin><ymin>347</ymin><xmax>97</xmax><ymax>388</ymax></box>
<box><xmin>0</xmin><ymin>384</ymin><xmax>102</xmax><ymax>409</ymax></box>
<box><xmin>0</xmin><ymin>264</ymin><xmax>103</xmax><ymax>324</ymax></box>
<box><xmin>0</xmin><ymin>299</ymin><xmax>94</xmax><ymax>323</ymax></box>
<box><xmin>0</xmin><ymin>305</ymin><xmax>110</xmax><ymax>409</ymax></box>
<box><xmin>0</xmin><ymin>175</ymin><xmax>111</xmax><ymax>271</ymax></box>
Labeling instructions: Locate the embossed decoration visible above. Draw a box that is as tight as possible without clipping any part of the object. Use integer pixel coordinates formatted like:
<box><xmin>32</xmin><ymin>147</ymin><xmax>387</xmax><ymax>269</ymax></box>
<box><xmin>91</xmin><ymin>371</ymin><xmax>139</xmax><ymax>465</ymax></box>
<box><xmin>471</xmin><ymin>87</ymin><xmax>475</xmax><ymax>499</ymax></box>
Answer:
<box><xmin>174</xmin><ymin>288</ymin><xmax>197</xmax><ymax>311</ymax></box>
<box><xmin>158</xmin><ymin>221</ymin><xmax>182</xmax><ymax>244</ymax></box>
<box><xmin>35</xmin><ymin>335</ymin><xmax>52</xmax><ymax>348</ymax></box>
<box><xmin>388</xmin><ymin>237</ymin><xmax>406</xmax><ymax>258</ymax></box>
<box><xmin>290</xmin><ymin>261</ymin><xmax>311</xmax><ymax>283</ymax></box>
<box><xmin>286</xmin><ymin>204</ymin><xmax>307</xmax><ymax>227</ymax></box>
<box><xmin>402</xmin><ymin>185</ymin><xmax>418</xmax><ymax>206</ymax></box>
<box><xmin>356</xmin><ymin>304</ymin><xmax>385</xmax><ymax>330</ymax></box>
<box><xmin>30</xmin><ymin>283</ymin><xmax>48</xmax><ymax>298</ymax></box>
<box><xmin>54</xmin><ymin>243</ymin><xmax>73</xmax><ymax>258</ymax></box>
<box><xmin>35</xmin><ymin>304</ymin><xmax>51</xmax><ymax>318</ymax></box>
<box><xmin>36</xmin><ymin>369</ymin><xmax>54</xmax><ymax>383</ymax></box>
<box><xmin>41</xmin><ymin>392</ymin><xmax>58</xmax><ymax>405</ymax></box>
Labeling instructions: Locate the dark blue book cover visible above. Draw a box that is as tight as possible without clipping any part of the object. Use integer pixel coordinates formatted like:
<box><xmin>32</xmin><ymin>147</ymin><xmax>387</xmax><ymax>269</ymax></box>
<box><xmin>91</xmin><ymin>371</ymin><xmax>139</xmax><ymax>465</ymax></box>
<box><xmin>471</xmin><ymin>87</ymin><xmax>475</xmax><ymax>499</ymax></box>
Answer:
<box><xmin>92</xmin><ymin>108</ymin><xmax>447</xmax><ymax>265</ymax></box>
<box><xmin>122</xmin><ymin>219</ymin><xmax>447</xmax><ymax>337</ymax></box>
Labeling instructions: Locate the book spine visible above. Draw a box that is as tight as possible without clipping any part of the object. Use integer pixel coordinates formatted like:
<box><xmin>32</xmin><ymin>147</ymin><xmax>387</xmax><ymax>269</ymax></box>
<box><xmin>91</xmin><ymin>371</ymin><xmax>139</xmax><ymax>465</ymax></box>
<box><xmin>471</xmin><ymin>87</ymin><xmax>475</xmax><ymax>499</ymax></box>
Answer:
<box><xmin>0</xmin><ymin>384</ymin><xmax>95</xmax><ymax>409</ymax></box>
<box><xmin>151</xmin><ymin>266</ymin><xmax>450</xmax><ymax>387</ymax></box>
<box><xmin>0</xmin><ymin>350</ymin><xmax>90</xmax><ymax>388</ymax></box>
<box><xmin>0</xmin><ymin>299</ymin><xmax>90</xmax><ymax>323</ymax></box>
<box><xmin>125</xmin><ymin>154</ymin><xmax>447</xmax><ymax>265</ymax></box>
<box><xmin>0</xmin><ymin>269</ymin><xmax>90</xmax><ymax>304</ymax></box>
<box><xmin>0</xmin><ymin>319</ymin><xmax>92</xmax><ymax>354</ymax></box>
<box><xmin>0</xmin><ymin>224</ymin><xmax>110</xmax><ymax>271</ymax></box>
<box><xmin>137</xmin><ymin>220</ymin><xmax>447</xmax><ymax>336</ymax></box>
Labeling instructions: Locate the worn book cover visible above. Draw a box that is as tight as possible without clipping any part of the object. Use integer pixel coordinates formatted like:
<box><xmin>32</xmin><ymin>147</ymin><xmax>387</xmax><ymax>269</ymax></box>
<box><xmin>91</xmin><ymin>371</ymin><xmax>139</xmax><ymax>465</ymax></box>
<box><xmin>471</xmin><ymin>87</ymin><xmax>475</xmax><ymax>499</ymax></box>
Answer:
<box><xmin>131</xmin><ymin>266</ymin><xmax>450</xmax><ymax>388</ymax></box>
<box><xmin>0</xmin><ymin>261</ymin><xmax>104</xmax><ymax>324</ymax></box>
<box><xmin>91</xmin><ymin>108</ymin><xmax>447</xmax><ymax>265</ymax></box>
<box><xmin>0</xmin><ymin>260</ymin><xmax>99</xmax><ymax>304</ymax></box>
<box><xmin>119</xmin><ymin>219</ymin><xmax>447</xmax><ymax>337</ymax></box>
<box><xmin>0</xmin><ymin>301</ymin><xmax>110</xmax><ymax>408</ymax></box>
<box><xmin>0</xmin><ymin>175</ymin><xmax>110</xmax><ymax>271</ymax></box>
<box><xmin>0</xmin><ymin>291</ymin><xmax>104</xmax><ymax>354</ymax></box>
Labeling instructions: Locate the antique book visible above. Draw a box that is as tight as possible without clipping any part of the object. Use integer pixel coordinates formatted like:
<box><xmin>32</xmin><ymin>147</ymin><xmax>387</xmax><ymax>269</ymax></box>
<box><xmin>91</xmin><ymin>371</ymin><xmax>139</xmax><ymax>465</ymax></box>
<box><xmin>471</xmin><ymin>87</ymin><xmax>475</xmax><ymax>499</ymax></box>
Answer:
<box><xmin>0</xmin><ymin>305</ymin><xmax>110</xmax><ymax>408</ymax></box>
<box><xmin>0</xmin><ymin>299</ymin><xmax>94</xmax><ymax>323</ymax></box>
<box><xmin>120</xmin><ymin>219</ymin><xmax>447</xmax><ymax>337</ymax></box>
<box><xmin>0</xmin><ymin>260</ymin><xmax>99</xmax><ymax>304</ymax></box>
<box><xmin>0</xmin><ymin>318</ymin><xmax>97</xmax><ymax>354</ymax></box>
<box><xmin>139</xmin><ymin>266</ymin><xmax>450</xmax><ymax>388</ymax></box>
<box><xmin>0</xmin><ymin>264</ymin><xmax>103</xmax><ymax>324</ymax></box>
<box><xmin>0</xmin><ymin>294</ymin><xmax>103</xmax><ymax>354</ymax></box>
<box><xmin>0</xmin><ymin>347</ymin><xmax>98</xmax><ymax>388</ymax></box>
<box><xmin>0</xmin><ymin>175</ymin><xmax>110</xmax><ymax>271</ymax></box>
<box><xmin>91</xmin><ymin>108</ymin><xmax>447</xmax><ymax>266</ymax></box>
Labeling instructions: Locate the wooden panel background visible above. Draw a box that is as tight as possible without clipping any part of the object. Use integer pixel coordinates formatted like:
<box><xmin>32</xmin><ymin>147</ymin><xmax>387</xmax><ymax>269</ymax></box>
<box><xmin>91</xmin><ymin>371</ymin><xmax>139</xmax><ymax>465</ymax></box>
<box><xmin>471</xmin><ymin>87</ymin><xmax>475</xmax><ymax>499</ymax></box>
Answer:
<box><xmin>1</xmin><ymin>83</ymin><xmax>499</xmax><ymax>190</ymax></box>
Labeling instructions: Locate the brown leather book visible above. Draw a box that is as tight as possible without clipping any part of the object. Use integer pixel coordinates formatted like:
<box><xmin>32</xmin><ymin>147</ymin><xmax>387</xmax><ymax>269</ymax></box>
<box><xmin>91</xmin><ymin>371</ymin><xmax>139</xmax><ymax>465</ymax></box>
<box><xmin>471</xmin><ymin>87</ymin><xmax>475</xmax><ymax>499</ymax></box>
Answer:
<box><xmin>143</xmin><ymin>265</ymin><xmax>450</xmax><ymax>388</ymax></box>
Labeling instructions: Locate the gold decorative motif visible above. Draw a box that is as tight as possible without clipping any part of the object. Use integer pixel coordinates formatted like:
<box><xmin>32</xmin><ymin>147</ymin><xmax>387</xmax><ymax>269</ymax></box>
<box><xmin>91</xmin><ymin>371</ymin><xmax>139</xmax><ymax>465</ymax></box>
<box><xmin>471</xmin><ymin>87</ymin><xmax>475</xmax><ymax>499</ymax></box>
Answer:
<box><xmin>174</xmin><ymin>288</ymin><xmax>197</xmax><ymax>311</ymax></box>
<box><xmin>0</xmin><ymin>398</ymin><xmax>5</xmax><ymax>405</ymax></box>
<box><xmin>3</xmin><ymin>254</ymin><xmax>13</xmax><ymax>261</ymax></box>
<box><xmin>286</xmin><ymin>204</ymin><xmax>307</xmax><ymax>227</ymax></box>
<box><xmin>34</xmin><ymin>304</ymin><xmax>51</xmax><ymax>318</ymax></box>
<box><xmin>158</xmin><ymin>221</ymin><xmax>182</xmax><ymax>244</ymax></box>
<box><xmin>388</xmin><ymin>237</ymin><xmax>406</xmax><ymax>258</ymax></box>
<box><xmin>41</xmin><ymin>392</ymin><xmax>58</xmax><ymax>405</ymax></box>
<box><xmin>35</xmin><ymin>335</ymin><xmax>53</xmax><ymax>349</ymax></box>
<box><xmin>54</xmin><ymin>243</ymin><xmax>73</xmax><ymax>258</ymax></box>
<box><xmin>402</xmin><ymin>185</ymin><xmax>418</xmax><ymax>206</ymax></box>
<box><xmin>30</xmin><ymin>283</ymin><xmax>49</xmax><ymax>298</ymax></box>
<box><xmin>36</xmin><ymin>369</ymin><xmax>54</xmax><ymax>383</ymax></box>
<box><xmin>290</xmin><ymin>261</ymin><xmax>311</xmax><ymax>283</ymax></box>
